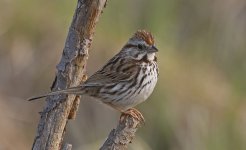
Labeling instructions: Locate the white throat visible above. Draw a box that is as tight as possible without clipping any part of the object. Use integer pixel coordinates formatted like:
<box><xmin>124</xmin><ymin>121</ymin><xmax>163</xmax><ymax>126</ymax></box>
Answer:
<box><xmin>147</xmin><ymin>53</ymin><xmax>156</xmax><ymax>61</ymax></box>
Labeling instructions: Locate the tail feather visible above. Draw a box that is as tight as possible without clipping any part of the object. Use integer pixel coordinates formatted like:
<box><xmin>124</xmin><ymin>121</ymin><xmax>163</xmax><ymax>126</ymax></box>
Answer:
<box><xmin>28</xmin><ymin>86</ymin><xmax>84</xmax><ymax>101</ymax></box>
<box><xmin>28</xmin><ymin>94</ymin><xmax>49</xmax><ymax>101</ymax></box>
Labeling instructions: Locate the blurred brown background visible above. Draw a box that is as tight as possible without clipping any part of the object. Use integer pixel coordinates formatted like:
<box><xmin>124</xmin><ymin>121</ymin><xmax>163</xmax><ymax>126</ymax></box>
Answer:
<box><xmin>1</xmin><ymin>0</ymin><xmax>246</xmax><ymax>149</ymax></box>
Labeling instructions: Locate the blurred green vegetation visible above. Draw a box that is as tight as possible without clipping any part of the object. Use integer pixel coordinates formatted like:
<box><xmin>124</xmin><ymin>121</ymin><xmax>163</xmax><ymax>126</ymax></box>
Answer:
<box><xmin>0</xmin><ymin>0</ymin><xmax>246</xmax><ymax>149</ymax></box>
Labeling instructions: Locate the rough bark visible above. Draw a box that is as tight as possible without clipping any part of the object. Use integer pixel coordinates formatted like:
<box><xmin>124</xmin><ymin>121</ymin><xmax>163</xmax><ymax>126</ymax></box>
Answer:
<box><xmin>31</xmin><ymin>0</ymin><xmax>107</xmax><ymax>149</ymax></box>
<box><xmin>100</xmin><ymin>115</ymin><xmax>142</xmax><ymax>150</ymax></box>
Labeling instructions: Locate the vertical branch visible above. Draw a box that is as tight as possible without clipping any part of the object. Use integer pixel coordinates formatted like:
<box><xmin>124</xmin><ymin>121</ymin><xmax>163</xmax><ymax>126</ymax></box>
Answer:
<box><xmin>31</xmin><ymin>0</ymin><xmax>107</xmax><ymax>150</ymax></box>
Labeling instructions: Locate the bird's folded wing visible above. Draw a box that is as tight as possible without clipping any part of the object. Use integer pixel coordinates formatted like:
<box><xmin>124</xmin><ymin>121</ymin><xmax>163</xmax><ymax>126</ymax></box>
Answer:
<box><xmin>83</xmin><ymin>70</ymin><xmax>130</xmax><ymax>87</ymax></box>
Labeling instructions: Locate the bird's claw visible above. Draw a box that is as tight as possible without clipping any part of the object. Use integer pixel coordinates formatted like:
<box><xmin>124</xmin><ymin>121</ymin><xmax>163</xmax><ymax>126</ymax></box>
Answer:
<box><xmin>120</xmin><ymin>108</ymin><xmax>145</xmax><ymax>124</ymax></box>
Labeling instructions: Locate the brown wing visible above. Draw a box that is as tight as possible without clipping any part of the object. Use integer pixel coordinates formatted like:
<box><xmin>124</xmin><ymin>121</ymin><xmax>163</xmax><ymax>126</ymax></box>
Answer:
<box><xmin>83</xmin><ymin>70</ymin><xmax>130</xmax><ymax>87</ymax></box>
<box><xmin>83</xmin><ymin>56</ymin><xmax>140</xmax><ymax>87</ymax></box>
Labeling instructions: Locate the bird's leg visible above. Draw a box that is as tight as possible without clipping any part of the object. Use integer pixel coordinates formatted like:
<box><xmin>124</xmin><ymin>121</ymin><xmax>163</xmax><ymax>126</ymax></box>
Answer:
<box><xmin>120</xmin><ymin>108</ymin><xmax>145</xmax><ymax>124</ymax></box>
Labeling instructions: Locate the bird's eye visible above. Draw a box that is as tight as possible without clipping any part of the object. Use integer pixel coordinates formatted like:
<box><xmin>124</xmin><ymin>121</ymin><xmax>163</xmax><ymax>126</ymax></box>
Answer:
<box><xmin>137</xmin><ymin>44</ymin><xmax>144</xmax><ymax>50</ymax></box>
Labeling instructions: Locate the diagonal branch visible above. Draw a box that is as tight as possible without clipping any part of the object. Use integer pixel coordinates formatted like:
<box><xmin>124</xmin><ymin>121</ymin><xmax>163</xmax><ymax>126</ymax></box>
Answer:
<box><xmin>100</xmin><ymin>116</ymin><xmax>142</xmax><ymax>150</ymax></box>
<box><xmin>32</xmin><ymin>0</ymin><xmax>107</xmax><ymax>149</ymax></box>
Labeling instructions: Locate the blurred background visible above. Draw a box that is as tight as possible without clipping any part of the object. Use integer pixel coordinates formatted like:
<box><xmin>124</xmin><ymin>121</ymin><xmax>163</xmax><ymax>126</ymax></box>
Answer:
<box><xmin>0</xmin><ymin>0</ymin><xmax>246</xmax><ymax>149</ymax></box>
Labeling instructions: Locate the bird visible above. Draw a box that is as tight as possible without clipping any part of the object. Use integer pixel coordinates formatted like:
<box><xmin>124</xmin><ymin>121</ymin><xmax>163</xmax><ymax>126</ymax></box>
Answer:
<box><xmin>28</xmin><ymin>30</ymin><xmax>159</xmax><ymax>122</ymax></box>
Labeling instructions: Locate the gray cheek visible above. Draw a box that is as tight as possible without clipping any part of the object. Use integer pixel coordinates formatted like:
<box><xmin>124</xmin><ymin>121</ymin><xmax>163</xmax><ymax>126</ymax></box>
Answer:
<box><xmin>125</xmin><ymin>48</ymin><xmax>147</xmax><ymax>60</ymax></box>
<box><xmin>129</xmin><ymin>49</ymin><xmax>142</xmax><ymax>59</ymax></box>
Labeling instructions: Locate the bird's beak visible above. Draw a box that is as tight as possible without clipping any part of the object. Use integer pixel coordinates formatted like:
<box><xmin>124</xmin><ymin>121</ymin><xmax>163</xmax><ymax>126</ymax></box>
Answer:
<box><xmin>148</xmin><ymin>45</ymin><xmax>158</xmax><ymax>52</ymax></box>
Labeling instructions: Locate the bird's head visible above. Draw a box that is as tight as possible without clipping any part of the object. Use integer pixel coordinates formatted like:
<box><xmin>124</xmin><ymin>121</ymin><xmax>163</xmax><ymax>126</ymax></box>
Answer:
<box><xmin>121</xmin><ymin>30</ymin><xmax>158</xmax><ymax>61</ymax></box>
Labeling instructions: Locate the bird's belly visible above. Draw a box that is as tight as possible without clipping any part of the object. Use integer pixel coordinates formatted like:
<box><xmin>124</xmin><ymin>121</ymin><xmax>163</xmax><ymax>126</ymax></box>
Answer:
<box><xmin>99</xmin><ymin>62</ymin><xmax>159</xmax><ymax>112</ymax></box>
<box><xmin>114</xmin><ymin>75</ymin><xmax>158</xmax><ymax>111</ymax></box>
<box><xmin>131</xmin><ymin>78</ymin><xmax>157</xmax><ymax>105</ymax></box>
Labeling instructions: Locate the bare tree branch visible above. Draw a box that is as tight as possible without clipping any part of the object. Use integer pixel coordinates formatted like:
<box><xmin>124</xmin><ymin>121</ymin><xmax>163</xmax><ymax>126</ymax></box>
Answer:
<box><xmin>100</xmin><ymin>115</ymin><xmax>142</xmax><ymax>150</ymax></box>
<box><xmin>32</xmin><ymin>0</ymin><xmax>107</xmax><ymax>149</ymax></box>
